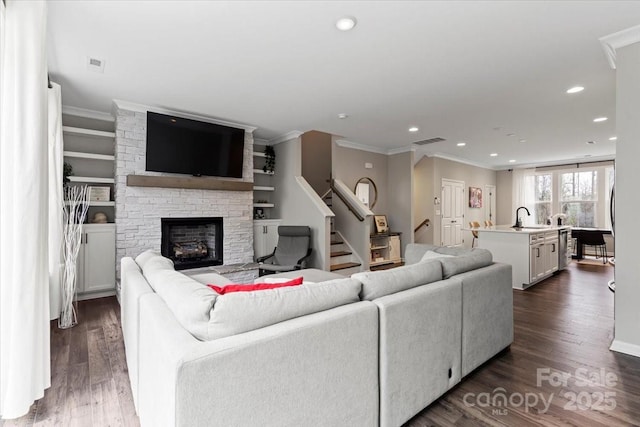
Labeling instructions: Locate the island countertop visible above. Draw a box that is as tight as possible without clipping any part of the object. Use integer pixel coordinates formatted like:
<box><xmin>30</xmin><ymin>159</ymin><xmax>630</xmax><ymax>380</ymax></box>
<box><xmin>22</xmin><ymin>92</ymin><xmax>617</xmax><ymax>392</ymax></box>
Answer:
<box><xmin>468</xmin><ymin>224</ymin><xmax>571</xmax><ymax>234</ymax></box>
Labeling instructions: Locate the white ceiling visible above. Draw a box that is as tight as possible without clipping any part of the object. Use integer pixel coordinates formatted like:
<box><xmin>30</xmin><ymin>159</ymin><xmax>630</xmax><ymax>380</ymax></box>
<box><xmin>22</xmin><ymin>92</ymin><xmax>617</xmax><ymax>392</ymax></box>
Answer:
<box><xmin>47</xmin><ymin>1</ymin><xmax>640</xmax><ymax>169</ymax></box>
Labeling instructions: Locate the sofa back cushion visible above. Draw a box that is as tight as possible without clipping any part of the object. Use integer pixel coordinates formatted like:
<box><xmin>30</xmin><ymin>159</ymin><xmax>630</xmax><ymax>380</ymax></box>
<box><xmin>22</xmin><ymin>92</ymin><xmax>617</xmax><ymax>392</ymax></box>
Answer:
<box><xmin>404</xmin><ymin>244</ymin><xmax>440</xmax><ymax>265</ymax></box>
<box><xmin>353</xmin><ymin>260</ymin><xmax>443</xmax><ymax>301</ymax></box>
<box><xmin>206</xmin><ymin>278</ymin><xmax>361</xmax><ymax>340</ymax></box>
<box><xmin>434</xmin><ymin>247</ymin><xmax>493</xmax><ymax>279</ymax></box>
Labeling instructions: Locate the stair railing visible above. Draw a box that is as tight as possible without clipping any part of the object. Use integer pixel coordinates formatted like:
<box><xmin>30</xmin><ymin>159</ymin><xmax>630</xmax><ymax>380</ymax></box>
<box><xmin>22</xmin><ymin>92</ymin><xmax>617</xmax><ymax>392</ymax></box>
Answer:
<box><xmin>330</xmin><ymin>180</ymin><xmax>365</xmax><ymax>222</ymax></box>
<box><xmin>414</xmin><ymin>218</ymin><xmax>430</xmax><ymax>233</ymax></box>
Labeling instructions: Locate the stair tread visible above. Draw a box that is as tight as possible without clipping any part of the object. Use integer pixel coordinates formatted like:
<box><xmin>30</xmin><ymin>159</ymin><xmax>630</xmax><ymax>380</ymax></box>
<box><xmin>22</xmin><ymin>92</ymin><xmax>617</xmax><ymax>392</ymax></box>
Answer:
<box><xmin>330</xmin><ymin>262</ymin><xmax>361</xmax><ymax>271</ymax></box>
<box><xmin>330</xmin><ymin>240</ymin><xmax>344</xmax><ymax>245</ymax></box>
<box><xmin>330</xmin><ymin>250</ymin><xmax>352</xmax><ymax>257</ymax></box>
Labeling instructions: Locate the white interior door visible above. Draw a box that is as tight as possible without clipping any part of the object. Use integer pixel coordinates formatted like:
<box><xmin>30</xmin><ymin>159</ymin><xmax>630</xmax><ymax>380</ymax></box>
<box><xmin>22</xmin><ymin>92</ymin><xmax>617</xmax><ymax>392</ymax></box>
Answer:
<box><xmin>441</xmin><ymin>179</ymin><xmax>464</xmax><ymax>246</ymax></box>
<box><xmin>485</xmin><ymin>185</ymin><xmax>496</xmax><ymax>225</ymax></box>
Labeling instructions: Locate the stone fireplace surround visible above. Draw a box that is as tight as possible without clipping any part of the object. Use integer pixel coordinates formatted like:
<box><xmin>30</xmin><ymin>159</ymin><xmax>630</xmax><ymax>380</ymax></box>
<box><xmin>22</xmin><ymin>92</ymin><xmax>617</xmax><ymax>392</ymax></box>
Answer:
<box><xmin>114</xmin><ymin>101</ymin><xmax>255</xmax><ymax>277</ymax></box>
<box><xmin>161</xmin><ymin>217</ymin><xmax>223</xmax><ymax>270</ymax></box>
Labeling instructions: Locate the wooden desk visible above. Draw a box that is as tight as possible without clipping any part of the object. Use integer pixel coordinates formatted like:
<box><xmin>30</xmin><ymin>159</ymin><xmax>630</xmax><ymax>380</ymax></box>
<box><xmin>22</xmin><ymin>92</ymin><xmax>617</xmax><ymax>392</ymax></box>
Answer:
<box><xmin>571</xmin><ymin>228</ymin><xmax>612</xmax><ymax>259</ymax></box>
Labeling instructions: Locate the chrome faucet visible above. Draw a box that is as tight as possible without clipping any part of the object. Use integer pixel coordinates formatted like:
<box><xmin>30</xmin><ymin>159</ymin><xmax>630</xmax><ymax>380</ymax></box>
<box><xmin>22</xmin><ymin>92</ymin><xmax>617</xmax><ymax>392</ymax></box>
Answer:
<box><xmin>513</xmin><ymin>206</ymin><xmax>531</xmax><ymax>228</ymax></box>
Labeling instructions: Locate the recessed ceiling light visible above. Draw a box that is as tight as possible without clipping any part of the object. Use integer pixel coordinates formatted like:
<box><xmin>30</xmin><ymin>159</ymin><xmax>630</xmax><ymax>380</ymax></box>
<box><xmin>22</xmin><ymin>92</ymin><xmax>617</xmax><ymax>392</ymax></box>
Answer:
<box><xmin>506</xmin><ymin>133</ymin><xmax>515</xmax><ymax>137</ymax></box>
<box><xmin>566</xmin><ymin>86</ymin><xmax>584</xmax><ymax>94</ymax></box>
<box><xmin>593</xmin><ymin>117</ymin><xmax>608</xmax><ymax>122</ymax></box>
<box><xmin>490</xmin><ymin>153</ymin><xmax>498</xmax><ymax>157</ymax></box>
<box><xmin>408</xmin><ymin>126</ymin><xmax>419</xmax><ymax>132</ymax></box>
<box><xmin>519</xmin><ymin>139</ymin><xmax>526</xmax><ymax>143</ymax></box>
<box><xmin>586</xmin><ymin>140</ymin><xmax>596</xmax><ymax>145</ymax></box>
<box><xmin>457</xmin><ymin>142</ymin><xmax>466</xmax><ymax>147</ymax></box>
<box><xmin>609</xmin><ymin>136</ymin><xmax>617</xmax><ymax>141</ymax></box>
<box><xmin>509</xmin><ymin>159</ymin><xmax>516</xmax><ymax>163</ymax></box>
<box><xmin>336</xmin><ymin>16</ymin><xmax>357</xmax><ymax>31</ymax></box>
<box><xmin>170</xmin><ymin>118</ymin><xmax>177</xmax><ymax>123</ymax></box>
<box><xmin>337</xmin><ymin>113</ymin><xmax>348</xmax><ymax>119</ymax></box>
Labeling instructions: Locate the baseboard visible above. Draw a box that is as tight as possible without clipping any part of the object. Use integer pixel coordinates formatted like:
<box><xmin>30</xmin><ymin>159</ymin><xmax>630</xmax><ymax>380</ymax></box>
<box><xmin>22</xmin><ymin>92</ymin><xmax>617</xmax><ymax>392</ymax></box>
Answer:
<box><xmin>610</xmin><ymin>339</ymin><xmax>640</xmax><ymax>358</ymax></box>
<box><xmin>76</xmin><ymin>289</ymin><xmax>116</xmax><ymax>301</ymax></box>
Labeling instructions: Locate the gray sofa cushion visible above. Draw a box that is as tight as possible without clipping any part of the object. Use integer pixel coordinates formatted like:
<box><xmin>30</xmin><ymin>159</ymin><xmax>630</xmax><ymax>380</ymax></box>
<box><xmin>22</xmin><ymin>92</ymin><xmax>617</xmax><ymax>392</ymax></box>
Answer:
<box><xmin>353</xmin><ymin>260</ymin><xmax>443</xmax><ymax>301</ymax></box>
<box><xmin>434</xmin><ymin>247</ymin><xmax>493</xmax><ymax>279</ymax></box>
<box><xmin>206</xmin><ymin>278</ymin><xmax>361</xmax><ymax>340</ymax></box>
<box><xmin>135</xmin><ymin>249</ymin><xmax>165</xmax><ymax>269</ymax></box>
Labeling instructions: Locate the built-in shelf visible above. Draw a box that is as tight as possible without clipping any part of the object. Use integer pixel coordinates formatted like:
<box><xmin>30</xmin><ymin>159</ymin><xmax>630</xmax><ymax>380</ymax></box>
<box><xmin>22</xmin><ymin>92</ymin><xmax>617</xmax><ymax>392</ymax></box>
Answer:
<box><xmin>370</xmin><ymin>260</ymin><xmax>394</xmax><ymax>267</ymax></box>
<box><xmin>370</xmin><ymin>245</ymin><xmax>388</xmax><ymax>250</ymax></box>
<box><xmin>68</xmin><ymin>176</ymin><xmax>115</xmax><ymax>184</ymax></box>
<box><xmin>253</xmin><ymin>169</ymin><xmax>274</xmax><ymax>175</ymax></box>
<box><xmin>62</xmin><ymin>126</ymin><xmax>116</xmax><ymax>139</ymax></box>
<box><xmin>253</xmin><ymin>152</ymin><xmax>266</xmax><ymax>158</ymax></box>
<box><xmin>126</xmin><ymin>174</ymin><xmax>253</xmax><ymax>191</ymax></box>
<box><xmin>253</xmin><ymin>203</ymin><xmax>275</xmax><ymax>208</ymax></box>
<box><xmin>64</xmin><ymin>200</ymin><xmax>115</xmax><ymax>207</ymax></box>
<box><xmin>253</xmin><ymin>186</ymin><xmax>275</xmax><ymax>191</ymax></box>
<box><xmin>63</xmin><ymin>151</ymin><xmax>115</xmax><ymax>161</ymax></box>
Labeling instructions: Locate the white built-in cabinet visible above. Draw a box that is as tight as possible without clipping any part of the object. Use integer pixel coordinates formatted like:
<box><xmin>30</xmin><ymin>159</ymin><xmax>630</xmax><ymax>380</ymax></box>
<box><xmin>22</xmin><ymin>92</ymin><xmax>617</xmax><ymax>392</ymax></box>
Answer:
<box><xmin>529</xmin><ymin>231</ymin><xmax>559</xmax><ymax>283</ymax></box>
<box><xmin>63</xmin><ymin>114</ymin><xmax>117</xmax><ymax>300</ymax></box>
<box><xmin>253</xmin><ymin>219</ymin><xmax>281</xmax><ymax>260</ymax></box>
<box><xmin>76</xmin><ymin>224</ymin><xmax>116</xmax><ymax>299</ymax></box>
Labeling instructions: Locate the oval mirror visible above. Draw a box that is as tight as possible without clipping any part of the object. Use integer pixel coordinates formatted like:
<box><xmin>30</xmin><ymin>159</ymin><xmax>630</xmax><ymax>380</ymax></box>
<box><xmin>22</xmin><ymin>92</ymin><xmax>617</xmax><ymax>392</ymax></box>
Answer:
<box><xmin>354</xmin><ymin>177</ymin><xmax>378</xmax><ymax>209</ymax></box>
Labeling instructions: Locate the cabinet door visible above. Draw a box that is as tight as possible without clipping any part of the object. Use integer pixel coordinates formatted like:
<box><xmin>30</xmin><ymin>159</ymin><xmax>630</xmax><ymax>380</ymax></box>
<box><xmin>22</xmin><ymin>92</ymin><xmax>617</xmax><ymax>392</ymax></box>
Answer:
<box><xmin>253</xmin><ymin>224</ymin><xmax>266</xmax><ymax>259</ymax></box>
<box><xmin>264</xmin><ymin>224</ymin><xmax>279</xmax><ymax>256</ymax></box>
<box><xmin>76</xmin><ymin>237</ymin><xmax>86</xmax><ymax>293</ymax></box>
<box><xmin>388</xmin><ymin>235</ymin><xmax>401</xmax><ymax>262</ymax></box>
<box><xmin>83</xmin><ymin>227</ymin><xmax>116</xmax><ymax>293</ymax></box>
<box><xmin>530</xmin><ymin>244</ymin><xmax>545</xmax><ymax>282</ymax></box>
<box><xmin>546</xmin><ymin>239</ymin><xmax>559</xmax><ymax>274</ymax></box>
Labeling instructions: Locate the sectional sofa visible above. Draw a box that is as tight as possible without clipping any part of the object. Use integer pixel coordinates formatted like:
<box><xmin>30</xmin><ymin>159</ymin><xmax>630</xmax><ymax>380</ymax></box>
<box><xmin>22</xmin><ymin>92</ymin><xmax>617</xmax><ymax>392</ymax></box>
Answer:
<box><xmin>121</xmin><ymin>244</ymin><xmax>513</xmax><ymax>427</ymax></box>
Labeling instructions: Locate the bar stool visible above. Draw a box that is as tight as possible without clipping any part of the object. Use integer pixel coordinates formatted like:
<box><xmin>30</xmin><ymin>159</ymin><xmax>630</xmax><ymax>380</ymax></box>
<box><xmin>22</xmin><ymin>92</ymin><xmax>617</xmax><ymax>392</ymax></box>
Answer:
<box><xmin>484</xmin><ymin>220</ymin><xmax>494</xmax><ymax>227</ymax></box>
<box><xmin>469</xmin><ymin>221</ymin><xmax>481</xmax><ymax>248</ymax></box>
<box><xmin>581</xmin><ymin>231</ymin><xmax>607</xmax><ymax>264</ymax></box>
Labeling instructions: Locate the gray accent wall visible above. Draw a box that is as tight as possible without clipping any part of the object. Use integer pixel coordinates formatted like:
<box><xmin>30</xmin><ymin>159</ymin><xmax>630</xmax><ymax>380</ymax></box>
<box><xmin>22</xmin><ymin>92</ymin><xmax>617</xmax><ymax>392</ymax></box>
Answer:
<box><xmin>332</xmin><ymin>141</ymin><xmax>388</xmax><ymax>215</ymax></box>
<box><xmin>387</xmin><ymin>151</ymin><xmax>415</xmax><ymax>253</ymax></box>
<box><xmin>301</xmin><ymin>131</ymin><xmax>332</xmax><ymax>197</ymax></box>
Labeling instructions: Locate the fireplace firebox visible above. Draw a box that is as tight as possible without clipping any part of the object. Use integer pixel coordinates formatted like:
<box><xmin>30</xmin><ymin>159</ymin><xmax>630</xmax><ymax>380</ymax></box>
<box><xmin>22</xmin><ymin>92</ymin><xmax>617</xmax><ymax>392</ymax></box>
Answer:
<box><xmin>161</xmin><ymin>217</ymin><xmax>223</xmax><ymax>270</ymax></box>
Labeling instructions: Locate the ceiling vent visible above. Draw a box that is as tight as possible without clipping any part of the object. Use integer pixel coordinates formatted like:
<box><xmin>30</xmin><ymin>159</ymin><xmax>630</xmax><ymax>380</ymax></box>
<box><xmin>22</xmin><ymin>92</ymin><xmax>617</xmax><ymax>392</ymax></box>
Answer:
<box><xmin>414</xmin><ymin>137</ymin><xmax>446</xmax><ymax>145</ymax></box>
<box><xmin>86</xmin><ymin>56</ymin><xmax>105</xmax><ymax>73</ymax></box>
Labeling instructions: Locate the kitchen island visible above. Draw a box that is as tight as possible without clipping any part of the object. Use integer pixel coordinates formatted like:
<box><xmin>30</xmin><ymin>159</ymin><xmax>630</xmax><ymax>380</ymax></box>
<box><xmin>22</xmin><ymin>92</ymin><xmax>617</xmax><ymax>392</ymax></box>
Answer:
<box><xmin>474</xmin><ymin>225</ymin><xmax>571</xmax><ymax>289</ymax></box>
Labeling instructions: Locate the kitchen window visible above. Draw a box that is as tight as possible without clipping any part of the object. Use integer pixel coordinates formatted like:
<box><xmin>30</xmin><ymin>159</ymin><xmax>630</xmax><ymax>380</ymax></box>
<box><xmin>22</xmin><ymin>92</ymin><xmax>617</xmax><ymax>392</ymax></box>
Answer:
<box><xmin>532</xmin><ymin>174</ymin><xmax>552</xmax><ymax>225</ymax></box>
<box><xmin>560</xmin><ymin>170</ymin><xmax>598</xmax><ymax>227</ymax></box>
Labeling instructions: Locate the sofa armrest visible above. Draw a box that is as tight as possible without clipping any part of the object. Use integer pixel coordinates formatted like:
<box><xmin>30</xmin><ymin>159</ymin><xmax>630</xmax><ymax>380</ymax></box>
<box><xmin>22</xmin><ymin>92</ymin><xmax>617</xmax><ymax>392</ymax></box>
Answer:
<box><xmin>138</xmin><ymin>295</ymin><xmax>379</xmax><ymax>427</ymax></box>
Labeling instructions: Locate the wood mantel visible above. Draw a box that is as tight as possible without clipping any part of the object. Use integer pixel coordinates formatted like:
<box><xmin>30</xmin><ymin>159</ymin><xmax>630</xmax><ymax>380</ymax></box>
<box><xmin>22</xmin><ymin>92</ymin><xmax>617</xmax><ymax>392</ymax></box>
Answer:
<box><xmin>126</xmin><ymin>174</ymin><xmax>253</xmax><ymax>191</ymax></box>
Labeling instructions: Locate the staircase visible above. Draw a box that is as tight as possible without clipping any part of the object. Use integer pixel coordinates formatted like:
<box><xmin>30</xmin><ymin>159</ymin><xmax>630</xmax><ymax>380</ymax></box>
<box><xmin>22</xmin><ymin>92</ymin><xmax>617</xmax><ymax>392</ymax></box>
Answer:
<box><xmin>329</xmin><ymin>229</ymin><xmax>362</xmax><ymax>275</ymax></box>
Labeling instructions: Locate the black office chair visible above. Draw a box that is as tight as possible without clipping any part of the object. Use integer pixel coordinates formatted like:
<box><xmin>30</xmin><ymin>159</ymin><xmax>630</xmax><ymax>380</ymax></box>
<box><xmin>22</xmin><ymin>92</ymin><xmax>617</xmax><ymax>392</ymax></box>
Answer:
<box><xmin>580</xmin><ymin>231</ymin><xmax>607</xmax><ymax>264</ymax></box>
<box><xmin>257</xmin><ymin>226</ymin><xmax>313</xmax><ymax>276</ymax></box>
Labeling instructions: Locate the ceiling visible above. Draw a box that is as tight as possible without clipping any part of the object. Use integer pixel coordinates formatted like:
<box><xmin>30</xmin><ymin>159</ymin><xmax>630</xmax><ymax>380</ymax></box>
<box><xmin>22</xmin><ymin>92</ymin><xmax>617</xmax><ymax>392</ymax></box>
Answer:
<box><xmin>47</xmin><ymin>1</ymin><xmax>640</xmax><ymax>169</ymax></box>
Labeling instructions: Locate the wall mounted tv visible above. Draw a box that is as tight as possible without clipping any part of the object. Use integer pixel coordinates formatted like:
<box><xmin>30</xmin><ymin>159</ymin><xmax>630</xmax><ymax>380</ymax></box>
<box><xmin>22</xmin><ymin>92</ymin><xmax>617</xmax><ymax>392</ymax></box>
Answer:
<box><xmin>146</xmin><ymin>111</ymin><xmax>245</xmax><ymax>178</ymax></box>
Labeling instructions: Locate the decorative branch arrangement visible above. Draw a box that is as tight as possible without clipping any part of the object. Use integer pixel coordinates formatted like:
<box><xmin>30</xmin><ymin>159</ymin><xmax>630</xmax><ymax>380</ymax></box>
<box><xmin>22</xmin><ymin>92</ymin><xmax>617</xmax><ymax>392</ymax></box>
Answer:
<box><xmin>263</xmin><ymin>145</ymin><xmax>275</xmax><ymax>174</ymax></box>
<box><xmin>59</xmin><ymin>185</ymin><xmax>90</xmax><ymax>329</ymax></box>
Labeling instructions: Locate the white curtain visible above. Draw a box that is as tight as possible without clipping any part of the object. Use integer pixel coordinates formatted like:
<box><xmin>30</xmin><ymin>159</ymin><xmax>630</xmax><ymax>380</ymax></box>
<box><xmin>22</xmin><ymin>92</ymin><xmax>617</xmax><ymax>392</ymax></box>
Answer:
<box><xmin>0</xmin><ymin>0</ymin><xmax>52</xmax><ymax>419</ymax></box>
<box><xmin>48</xmin><ymin>83</ymin><xmax>64</xmax><ymax>320</ymax></box>
<box><xmin>511</xmin><ymin>168</ymin><xmax>536</xmax><ymax>224</ymax></box>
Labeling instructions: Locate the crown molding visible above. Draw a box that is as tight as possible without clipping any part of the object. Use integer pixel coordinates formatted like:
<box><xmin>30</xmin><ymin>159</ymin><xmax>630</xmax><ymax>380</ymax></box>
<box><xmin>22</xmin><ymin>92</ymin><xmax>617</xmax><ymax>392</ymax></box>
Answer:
<box><xmin>334</xmin><ymin>139</ymin><xmax>389</xmax><ymax>155</ymax></box>
<box><xmin>62</xmin><ymin>105</ymin><xmax>114</xmax><ymax>122</ymax></box>
<box><xmin>387</xmin><ymin>145</ymin><xmax>416</xmax><ymax>156</ymax></box>
<box><xmin>268</xmin><ymin>131</ymin><xmax>303</xmax><ymax>145</ymax></box>
<box><xmin>599</xmin><ymin>24</ymin><xmax>640</xmax><ymax>69</ymax></box>
<box><xmin>428</xmin><ymin>152</ymin><xmax>497</xmax><ymax>170</ymax></box>
<box><xmin>112</xmin><ymin>99</ymin><xmax>257</xmax><ymax>132</ymax></box>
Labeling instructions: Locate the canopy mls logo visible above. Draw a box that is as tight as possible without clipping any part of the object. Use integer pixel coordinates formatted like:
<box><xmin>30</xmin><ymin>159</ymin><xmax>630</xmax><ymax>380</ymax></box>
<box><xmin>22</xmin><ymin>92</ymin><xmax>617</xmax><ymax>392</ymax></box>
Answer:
<box><xmin>462</xmin><ymin>367</ymin><xmax>618</xmax><ymax>416</ymax></box>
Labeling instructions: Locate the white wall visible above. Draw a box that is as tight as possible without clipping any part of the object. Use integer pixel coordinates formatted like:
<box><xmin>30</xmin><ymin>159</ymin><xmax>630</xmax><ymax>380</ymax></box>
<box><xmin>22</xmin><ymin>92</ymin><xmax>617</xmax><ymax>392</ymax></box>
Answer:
<box><xmin>612</xmin><ymin>41</ymin><xmax>640</xmax><ymax>356</ymax></box>
<box><xmin>413</xmin><ymin>155</ymin><xmax>435</xmax><ymax>244</ymax></box>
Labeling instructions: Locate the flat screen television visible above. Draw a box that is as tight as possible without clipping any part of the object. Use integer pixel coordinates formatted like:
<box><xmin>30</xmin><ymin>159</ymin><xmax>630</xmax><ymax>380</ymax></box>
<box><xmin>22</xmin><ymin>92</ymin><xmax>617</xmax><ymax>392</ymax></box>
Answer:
<box><xmin>146</xmin><ymin>111</ymin><xmax>245</xmax><ymax>178</ymax></box>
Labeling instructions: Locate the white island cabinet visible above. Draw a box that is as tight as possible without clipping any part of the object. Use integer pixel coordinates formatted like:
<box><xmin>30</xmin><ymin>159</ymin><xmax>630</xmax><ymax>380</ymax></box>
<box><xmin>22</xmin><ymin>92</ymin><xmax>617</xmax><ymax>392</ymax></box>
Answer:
<box><xmin>476</xmin><ymin>225</ymin><xmax>568</xmax><ymax>290</ymax></box>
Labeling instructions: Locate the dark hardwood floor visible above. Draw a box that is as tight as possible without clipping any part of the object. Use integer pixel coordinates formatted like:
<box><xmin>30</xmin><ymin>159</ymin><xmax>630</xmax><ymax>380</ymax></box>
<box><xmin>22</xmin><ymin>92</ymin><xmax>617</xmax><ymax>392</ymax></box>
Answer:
<box><xmin>4</xmin><ymin>262</ymin><xmax>639</xmax><ymax>426</ymax></box>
